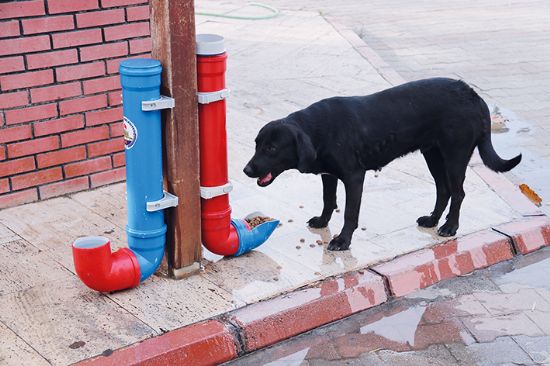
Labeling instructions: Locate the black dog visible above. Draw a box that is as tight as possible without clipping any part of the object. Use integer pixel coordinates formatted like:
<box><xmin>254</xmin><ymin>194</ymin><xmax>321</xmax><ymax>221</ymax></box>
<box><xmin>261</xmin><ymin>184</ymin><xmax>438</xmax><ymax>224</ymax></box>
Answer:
<box><xmin>243</xmin><ymin>78</ymin><xmax>521</xmax><ymax>251</ymax></box>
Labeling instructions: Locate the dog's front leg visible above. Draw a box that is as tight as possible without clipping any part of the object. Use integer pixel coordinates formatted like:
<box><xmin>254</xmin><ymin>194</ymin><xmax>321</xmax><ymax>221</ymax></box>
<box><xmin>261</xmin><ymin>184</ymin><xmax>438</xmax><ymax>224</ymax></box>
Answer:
<box><xmin>328</xmin><ymin>172</ymin><xmax>365</xmax><ymax>251</ymax></box>
<box><xmin>308</xmin><ymin>174</ymin><xmax>338</xmax><ymax>228</ymax></box>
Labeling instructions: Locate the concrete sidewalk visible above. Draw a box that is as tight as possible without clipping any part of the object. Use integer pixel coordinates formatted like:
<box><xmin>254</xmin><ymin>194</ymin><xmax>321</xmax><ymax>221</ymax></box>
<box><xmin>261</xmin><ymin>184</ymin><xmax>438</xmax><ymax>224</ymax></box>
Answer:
<box><xmin>0</xmin><ymin>5</ymin><xmax>541</xmax><ymax>366</ymax></box>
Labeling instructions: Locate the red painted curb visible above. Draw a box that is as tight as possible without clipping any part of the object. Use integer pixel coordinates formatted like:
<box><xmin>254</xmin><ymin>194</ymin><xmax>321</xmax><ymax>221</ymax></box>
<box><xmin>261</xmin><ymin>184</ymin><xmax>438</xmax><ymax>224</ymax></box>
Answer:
<box><xmin>494</xmin><ymin>216</ymin><xmax>550</xmax><ymax>254</ymax></box>
<box><xmin>230</xmin><ymin>270</ymin><xmax>387</xmax><ymax>352</ymax></box>
<box><xmin>76</xmin><ymin>320</ymin><xmax>237</xmax><ymax>366</ymax></box>
<box><xmin>372</xmin><ymin>229</ymin><xmax>514</xmax><ymax>297</ymax></box>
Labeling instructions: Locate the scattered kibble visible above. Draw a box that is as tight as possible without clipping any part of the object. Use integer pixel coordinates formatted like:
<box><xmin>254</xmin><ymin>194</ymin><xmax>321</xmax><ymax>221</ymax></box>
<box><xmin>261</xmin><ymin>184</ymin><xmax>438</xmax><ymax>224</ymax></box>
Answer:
<box><xmin>358</xmin><ymin>270</ymin><xmax>364</xmax><ymax>274</ymax></box>
<box><xmin>277</xmin><ymin>223</ymin><xmax>283</xmax><ymax>227</ymax></box>
<box><xmin>288</xmin><ymin>219</ymin><xmax>294</xmax><ymax>223</ymax></box>
<box><xmin>361</xmin><ymin>227</ymin><xmax>367</xmax><ymax>231</ymax></box>
<box><xmin>276</xmin><ymin>265</ymin><xmax>282</xmax><ymax>270</ymax></box>
<box><xmin>273</xmin><ymin>277</ymin><xmax>279</xmax><ymax>281</ymax></box>
<box><xmin>296</xmin><ymin>245</ymin><xmax>301</xmax><ymax>249</ymax></box>
<box><xmin>316</xmin><ymin>240</ymin><xmax>322</xmax><ymax>244</ymax></box>
<box><xmin>299</xmin><ymin>205</ymin><xmax>304</xmax><ymax>208</ymax></box>
<box><xmin>300</xmin><ymin>238</ymin><xmax>305</xmax><ymax>243</ymax></box>
<box><xmin>314</xmin><ymin>272</ymin><xmax>321</xmax><ymax>276</ymax></box>
<box><xmin>309</xmin><ymin>244</ymin><xmax>316</xmax><ymax>248</ymax></box>
<box><xmin>245</xmin><ymin>216</ymin><xmax>274</xmax><ymax>228</ymax></box>
<box><xmin>336</xmin><ymin>209</ymin><xmax>341</xmax><ymax>213</ymax></box>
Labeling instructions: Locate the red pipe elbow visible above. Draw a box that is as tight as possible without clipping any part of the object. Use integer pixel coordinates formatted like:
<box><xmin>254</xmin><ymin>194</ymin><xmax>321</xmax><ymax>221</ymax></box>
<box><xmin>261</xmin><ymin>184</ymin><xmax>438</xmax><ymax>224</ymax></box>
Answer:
<box><xmin>201</xmin><ymin>202</ymin><xmax>240</xmax><ymax>256</ymax></box>
<box><xmin>72</xmin><ymin>237</ymin><xmax>140</xmax><ymax>292</ymax></box>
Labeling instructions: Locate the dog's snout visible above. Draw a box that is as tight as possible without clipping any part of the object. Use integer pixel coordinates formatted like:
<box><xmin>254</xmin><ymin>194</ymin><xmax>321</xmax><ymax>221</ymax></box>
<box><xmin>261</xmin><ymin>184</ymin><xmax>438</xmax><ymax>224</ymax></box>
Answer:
<box><xmin>243</xmin><ymin>164</ymin><xmax>254</xmax><ymax>177</ymax></box>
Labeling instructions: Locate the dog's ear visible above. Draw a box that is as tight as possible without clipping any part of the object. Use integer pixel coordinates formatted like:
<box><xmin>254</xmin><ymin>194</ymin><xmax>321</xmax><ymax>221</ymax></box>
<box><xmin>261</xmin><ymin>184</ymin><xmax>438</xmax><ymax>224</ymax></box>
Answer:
<box><xmin>294</xmin><ymin>128</ymin><xmax>317</xmax><ymax>173</ymax></box>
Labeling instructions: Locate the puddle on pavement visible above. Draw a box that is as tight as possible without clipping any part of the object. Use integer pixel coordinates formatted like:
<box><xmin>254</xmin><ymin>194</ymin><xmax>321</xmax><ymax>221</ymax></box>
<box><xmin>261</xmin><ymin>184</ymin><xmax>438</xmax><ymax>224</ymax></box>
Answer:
<box><xmin>228</xmin><ymin>248</ymin><xmax>550</xmax><ymax>365</ymax></box>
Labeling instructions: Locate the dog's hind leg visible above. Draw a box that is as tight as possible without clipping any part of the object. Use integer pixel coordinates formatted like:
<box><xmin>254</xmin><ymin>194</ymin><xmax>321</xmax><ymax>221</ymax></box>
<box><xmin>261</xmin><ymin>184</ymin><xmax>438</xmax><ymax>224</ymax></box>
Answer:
<box><xmin>328</xmin><ymin>172</ymin><xmax>365</xmax><ymax>251</ymax></box>
<box><xmin>417</xmin><ymin>148</ymin><xmax>450</xmax><ymax>228</ymax></box>
<box><xmin>308</xmin><ymin>174</ymin><xmax>338</xmax><ymax>228</ymax></box>
<box><xmin>437</xmin><ymin>152</ymin><xmax>471</xmax><ymax>237</ymax></box>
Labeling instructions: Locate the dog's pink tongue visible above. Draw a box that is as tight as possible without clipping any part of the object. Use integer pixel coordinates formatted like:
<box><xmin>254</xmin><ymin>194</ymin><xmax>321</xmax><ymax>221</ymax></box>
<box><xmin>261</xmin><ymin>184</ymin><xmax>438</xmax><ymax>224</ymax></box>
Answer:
<box><xmin>259</xmin><ymin>172</ymin><xmax>272</xmax><ymax>185</ymax></box>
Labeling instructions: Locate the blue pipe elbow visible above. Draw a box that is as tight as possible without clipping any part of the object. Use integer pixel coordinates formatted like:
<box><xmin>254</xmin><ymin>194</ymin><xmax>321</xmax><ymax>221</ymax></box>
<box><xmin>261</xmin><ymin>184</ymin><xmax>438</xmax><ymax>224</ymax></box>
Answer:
<box><xmin>231</xmin><ymin>218</ymin><xmax>280</xmax><ymax>256</ymax></box>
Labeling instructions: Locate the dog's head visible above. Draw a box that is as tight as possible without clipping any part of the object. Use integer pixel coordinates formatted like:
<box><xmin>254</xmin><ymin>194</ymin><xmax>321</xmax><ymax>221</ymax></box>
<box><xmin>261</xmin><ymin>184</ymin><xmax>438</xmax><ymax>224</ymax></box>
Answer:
<box><xmin>243</xmin><ymin>120</ymin><xmax>317</xmax><ymax>187</ymax></box>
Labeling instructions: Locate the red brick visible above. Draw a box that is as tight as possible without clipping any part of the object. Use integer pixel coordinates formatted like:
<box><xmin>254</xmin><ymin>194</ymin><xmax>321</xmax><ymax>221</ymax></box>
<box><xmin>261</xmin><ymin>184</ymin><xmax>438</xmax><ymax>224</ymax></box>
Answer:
<box><xmin>31</xmin><ymin>82</ymin><xmax>81</xmax><ymax>103</ymax></box>
<box><xmin>90</xmin><ymin>166</ymin><xmax>125</xmax><ymax>187</ymax></box>
<box><xmin>0</xmin><ymin>1</ymin><xmax>45</xmax><ymax>20</ymax></box>
<box><xmin>80</xmin><ymin>42</ymin><xmax>128</xmax><ymax>62</ymax></box>
<box><xmin>372</xmin><ymin>229</ymin><xmax>513</xmax><ymax>297</ymax></box>
<box><xmin>88</xmin><ymin>137</ymin><xmax>124</xmax><ymax>157</ymax></box>
<box><xmin>56</xmin><ymin>61</ymin><xmax>105</xmax><ymax>82</ymax></box>
<box><xmin>78</xmin><ymin>320</ymin><xmax>236</xmax><ymax>366</ymax></box>
<box><xmin>0</xmin><ymin>178</ymin><xmax>8</xmax><ymax>194</ymax></box>
<box><xmin>1</xmin><ymin>69</ymin><xmax>53</xmax><ymax>91</ymax></box>
<box><xmin>37</xmin><ymin>146</ymin><xmax>86</xmax><ymax>168</ymax></box>
<box><xmin>231</xmin><ymin>270</ymin><xmax>387</xmax><ymax>352</ymax></box>
<box><xmin>0</xmin><ymin>157</ymin><xmax>35</xmax><ymax>177</ymax></box>
<box><xmin>0</xmin><ymin>21</ymin><xmax>20</xmax><ymax>38</ymax></box>
<box><xmin>34</xmin><ymin>115</ymin><xmax>85</xmax><ymax>137</ymax></box>
<box><xmin>5</xmin><ymin>103</ymin><xmax>57</xmax><ymax>125</ymax></box>
<box><xmin>52</xmin><ymin>29</ymin><xmax>102</xmax><ymax>49</ymax></box>
<box><xmin>39</xmin><ymin>176</ymin><xmax>89</xmax><ymax>199</ymax></box>
<box><xmin>495</xmin><ymin>216</ymin><xmax>550</xmax><ymax>254</ymax></box>
<box><xmin>85</xmin><ymin>107</ymin><xmax>122</xmax><ymax>126</ymax></box>
<box><xmin>76</xmin><ymin>9</ymin><xmax>125</xmax><ymax>28</ymax></box>
<box><xmin>61</xmin><ymin>125</ymin><xmax>109</xmax><ymax>147</ymax></box>
<box><xmin>0</xmin><ymin>56</ymin><xmax>25</xmax><ymax>74</ymax></box>
<box><xmin>11</xmin><ymin>167</ymin><xmax>62</xmax><ymax>191</ymax></box>
<box><xmin>126</xmin><ymin>5</ymin><xmax>149</xmax><ymax>21</ymax></box>
<box><xmin>47</xmin><ymin>0</ymin><xmax>99</xmax><ymax>14</ymax></box>
<box><xmin>8</xmin><ymin>136</ymin><xmax>59</xmax><ymax>158</ymax></box>
<box><xmin>113</xmin><ymin>152</ymin><xmax>125</xmax><ymax>167</ymax></box>
<box><xmin>64</xmin><ymin>156</ymin><xmax>111</xmax><ymax>178</ymax></box>
<box><xmin>0</xmin><ymin>125</ymin><xmax>32</xmax><ymax>144</ymax></box>
<box><xmin>27</xmin><ymin>49</ymin><xmax>78</xmax><ymax>70</ymax></box>
<box><xmin>0</xmin><ymin>146</ymin><xmax>5</xmax><ymax>161</ymax></box>
<box><xmin>104</xmin><ymin>22</ymin><xmax>149</xmax><ymax>41</ymax></box>
<box><xmin>109</xmin><ymin>121</ymin><xmax>124</xmax><ymax>137</ymax></box>
<box><xmin>0</xmin><ymin>35</ymin><xmax>50</xmax><ymax>57</ymax></box>
<box><xmin>22</xmin><ymin>15</ymin><xmax>74</xmax><ymax>35</ymax></box>
<box><xmin>60</xmin><ymin>94</ymin><xmax>107</xmax><ymax>116</ymax></box>
<box><xmin>129</xmin><ymin>37</ymin><xmax>151</xmax><ymax>54</ymax></box>
<box><xmin>83</xmin><ymin>75</ymin><xmax>120</xmax><ymax>95</ymax></box>
<box><xmin>101</xmin><ymin>0</ymin><xmax>147</xmax><ymax>7</ymax></box>
<box><xmin>0</xmin><ymin>189</ymin><xmax>38</xmax><ymax>209</ymax></box>
<box><xmin>5</xmin><ymin>103</ymin><xmax>55</xmax><ymax>127</ymax></box>
<box><xmin>0</xmin><ymin>91</ymin><xmax>28</xmax><ymax>109</ymax></box>
<box><xmin>108</xmin><ymin>90</ymin><xmax>122</xmax><ymax>106</ymax></box>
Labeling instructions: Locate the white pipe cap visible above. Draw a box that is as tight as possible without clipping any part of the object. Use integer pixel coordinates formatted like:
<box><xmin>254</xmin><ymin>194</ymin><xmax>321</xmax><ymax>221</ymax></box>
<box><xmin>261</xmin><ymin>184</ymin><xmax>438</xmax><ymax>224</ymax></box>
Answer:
<box><xmin>196</xmin><ymin>34</ymin><xmax>226</xmax><ymax>55</ymax></box>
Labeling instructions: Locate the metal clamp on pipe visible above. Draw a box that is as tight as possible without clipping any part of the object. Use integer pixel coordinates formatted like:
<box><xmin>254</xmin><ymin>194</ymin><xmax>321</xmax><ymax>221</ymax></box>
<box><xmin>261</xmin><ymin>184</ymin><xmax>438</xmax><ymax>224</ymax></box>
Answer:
<box><xmin>200</xmin><ymin>182</ymin><xmax>233</xmax><ymax>199</ymax></box>
<box><xmin>197</xmin><ymin>89</ymin><xmax>230</xmax><ymax>104</ymax></box>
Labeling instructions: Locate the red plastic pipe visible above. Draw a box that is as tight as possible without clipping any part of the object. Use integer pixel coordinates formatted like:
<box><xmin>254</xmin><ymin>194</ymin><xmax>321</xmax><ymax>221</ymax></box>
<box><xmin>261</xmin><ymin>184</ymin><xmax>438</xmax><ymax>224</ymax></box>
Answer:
<box><xmin>198</xmin><ymin>52</ymin><xmax>240</xmax><ymax>256</ymax></box>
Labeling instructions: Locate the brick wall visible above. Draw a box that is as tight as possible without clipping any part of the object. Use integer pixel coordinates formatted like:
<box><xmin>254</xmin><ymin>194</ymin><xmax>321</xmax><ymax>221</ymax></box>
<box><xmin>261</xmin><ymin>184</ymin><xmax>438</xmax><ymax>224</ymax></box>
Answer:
<box><xmin>0</xmin><ymin>0</ymin><xmax>152</xmax><ymax>209</ymax></box>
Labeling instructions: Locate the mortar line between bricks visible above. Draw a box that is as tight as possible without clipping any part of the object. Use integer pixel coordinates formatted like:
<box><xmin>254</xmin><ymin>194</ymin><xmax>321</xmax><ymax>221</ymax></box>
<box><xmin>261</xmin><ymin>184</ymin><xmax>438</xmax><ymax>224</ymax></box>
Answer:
<box><xmin>492</xmin><ymin>227</ymin><xmax>520</xmax><ymax>255</ymax></box>
<box><xmin>222</xmin><ymin>317</ymin><xmax>247</xmax><ymax>357</ymax></box>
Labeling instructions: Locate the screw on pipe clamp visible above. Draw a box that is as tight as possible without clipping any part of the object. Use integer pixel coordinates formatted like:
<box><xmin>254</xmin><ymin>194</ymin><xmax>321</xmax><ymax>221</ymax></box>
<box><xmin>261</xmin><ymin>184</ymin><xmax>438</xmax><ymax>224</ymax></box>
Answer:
<box><xmin>146</xmin><ymin>191</ymin><xmax>179</xmax><ymax>212</ymax></box>
<box><xmin>197</xmin><ymin>89</ymin><xmax>230</xmax><ymax>104</ymax></box>
<box><xmin>200</xmin><ymin>182</ymin><xmax>233</xmax><ymax>199</ymax></box>
<box><xmin>142</xmin><ymin>95</ymin><xmax>175</xmax><ymax>111</ymax></box>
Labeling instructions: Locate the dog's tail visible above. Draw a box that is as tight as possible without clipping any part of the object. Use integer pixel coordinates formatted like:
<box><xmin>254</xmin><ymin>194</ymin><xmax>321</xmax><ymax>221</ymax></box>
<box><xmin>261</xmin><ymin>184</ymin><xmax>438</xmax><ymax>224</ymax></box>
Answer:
<box><xmin>477</xmin><ymin>131</ymin><xmax>522</xmax><ymax>173</ymax></box>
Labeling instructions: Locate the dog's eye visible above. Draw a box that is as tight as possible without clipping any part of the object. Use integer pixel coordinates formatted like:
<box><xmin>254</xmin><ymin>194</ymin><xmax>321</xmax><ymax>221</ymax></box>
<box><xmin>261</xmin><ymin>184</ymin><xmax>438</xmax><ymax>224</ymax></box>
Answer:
<box><xmin>266</xmin><ymin>145</ymin><xmax>277</xmax><ymax>153</ymax></box>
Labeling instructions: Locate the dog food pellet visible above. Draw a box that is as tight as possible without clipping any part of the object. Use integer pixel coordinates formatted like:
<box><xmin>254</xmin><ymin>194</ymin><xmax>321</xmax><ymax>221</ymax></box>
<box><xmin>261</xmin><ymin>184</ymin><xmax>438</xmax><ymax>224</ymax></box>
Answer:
<box><xmin>318</xmin><ymin>241</ymin><xmax>324</xmax><ymax>246</ymax></box>
<box><xmin>358</xmin><ymin>270</ymin><xmax>364</xmax><ymax>274</ymax></box>
<box><xmin>245</xmin><ymin>216</ymin><xmax>274</xmax><ymax>228</ymax></box>
<box><xmin>273</xmin><ymin>277</ymin><xmax>279</xmax><ymax>281</ymax></box>
<box><xmin>316</xmin><ymin>240</ymin><xmax>322</xmax><ymax>244</ymax></box>
<box><xmin>314</xmin><ymin>271</ymin><xmax>321</xmax><ymax>276</ymax></box>
<box><xmin>296</xmin><ymin>245</ymin><xmax>301</xmax><ymax>249</ymax></box>
<box><xmin>288</xmin><ymin>219</ymin><xmax>294</xmax><ymax>223</ymax></box>
<box><xmin>276</xmin><ymin>265</ymin><xmax>282</xmax><ymax>270</ymax></box>
<box><xmin>361</xmin><ymin>227</ymin><xmax>367</xmax><ymax>231</ymax></box>
<box><xmin>299</xmin><ymin>205</ymin><xmax>304</xmax><ymax>208</ymax></box>
<box><xmin>300</xmin><ymin>238</ymin><xmax>305</xmax><ymax>243</ymax></box>
<box><xmin>336</xmin><ymin>209</ymin><xmax>341</xmax><ymax>213</ymax></box>
<box><xmin>309</xmin><ymin>244</ymin><xmax>316</xmax><ymax>248</ymax></box>
<box><xmin>277</xmin><ymin>223</ymin><xmax>283</xmax><ymax>227</ymax></box>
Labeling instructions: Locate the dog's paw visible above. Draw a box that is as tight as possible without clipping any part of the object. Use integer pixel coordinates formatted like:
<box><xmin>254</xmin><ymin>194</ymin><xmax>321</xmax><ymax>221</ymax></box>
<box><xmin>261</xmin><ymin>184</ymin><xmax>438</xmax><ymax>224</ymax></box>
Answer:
<box><xmin>308</xmin><ymin>216</ymin><xmax>329</xmax><ymax>229</ymax></box>
<box><xmin>327</xmin><ymin>236</ymin><xmax>351</xmax><ymax>251</ymax></box>
<box><xmin>417</xmin><ymin>215</ymin><xmax>439</xmax><ymax>228</ymax></box>
<box><xmin>438</xmin><ymin>222</ymin><xmax>458</xmax><ymax>237</ymax></box>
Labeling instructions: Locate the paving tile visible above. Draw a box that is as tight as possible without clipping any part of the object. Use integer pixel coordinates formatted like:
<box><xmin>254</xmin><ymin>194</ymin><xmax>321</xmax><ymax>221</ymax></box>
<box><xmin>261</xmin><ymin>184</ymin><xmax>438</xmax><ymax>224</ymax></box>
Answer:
<box><xmin>0</xmin><ymin>239</ymin><xmax>69</xmax><ymax>296</ymax></box>
<box><xmin>78</xmin><ymin>320</ymin><xmax>237</xmax><ymax>366</ymax></box>
<box><xmin>448</xmin><ymin>336</ymin><xmax>533</xmax><ymax>366</ymax></box>
<box><xmin>377</xmin><ymin>345</ymin><xmax>459</xmax><ymax>366</ymax></box>
<box><xmin>0</xmin><ymin>276</ymin><xmax>155</xmax><ymax>366</ymax></box>
<box><xmin>513</xmin><ymin>335</ymin><xmax>550</xmax><ymax>364</ymax></box>
<box><xmin>230</xmin><ymin>270</ymin><xmax>387</xmax><ymax>351</ymax></box>
<box><xmin>526</xmin><ymin>310</ymin><xmax>550</xmax><ymax>335</ymax></box>
<box><xmin>70</xmin><ymin>183</ymin><xmax>127</xmax><ymax>229</ymax></box>
<box><xmin>0</xmin><ymin>223</ymin><xmax>19</xmax><ymax>245</ymax></box>
<box><xmin>0</xmin><ymin>322</ymin><xmax>49</xmax><ymax>366</ymax></box>
<box><xmin>473</xmin><ymin>288</ymin><xmax>550</xmax><ymax>315</ymax></box>
<box><xmin>495</xmin><ymin>216</ymin><xmax>550</xmax><ymax>254</ymax></box>
<box><xmin>373</xmin><ymin>229</ymin><xmax>513</xmax><ymax>297</ymax></box>
<box><xmin>107</xmin><ymin>274</ymin><xmax>242</xmax><ymax>332</ymax></box>
<box><xmin>461</xmin><ymin>312</ymin><xmax>544</xmax><ymax>342</ymax></box>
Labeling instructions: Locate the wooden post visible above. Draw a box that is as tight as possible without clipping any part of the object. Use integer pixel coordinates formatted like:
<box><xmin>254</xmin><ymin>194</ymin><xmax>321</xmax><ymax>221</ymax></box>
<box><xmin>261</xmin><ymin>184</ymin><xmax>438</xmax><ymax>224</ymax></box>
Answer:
<box><xmin>150</xmin><ymin>0</ymin><xmax>202</xmax><ymax>278</ymax></box>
